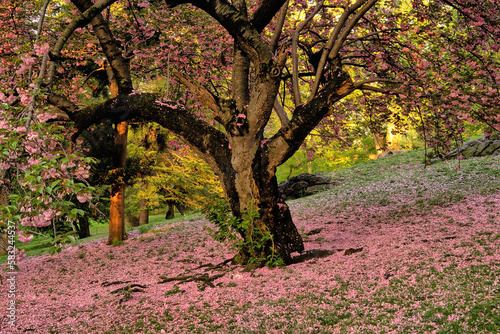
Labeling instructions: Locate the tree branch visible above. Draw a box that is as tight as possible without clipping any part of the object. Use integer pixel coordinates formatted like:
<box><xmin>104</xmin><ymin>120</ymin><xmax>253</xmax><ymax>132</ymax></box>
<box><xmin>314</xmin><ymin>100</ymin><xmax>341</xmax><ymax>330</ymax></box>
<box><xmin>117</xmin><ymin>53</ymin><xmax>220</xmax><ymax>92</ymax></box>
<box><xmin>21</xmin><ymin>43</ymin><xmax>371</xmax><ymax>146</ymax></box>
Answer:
<box><xmin>273</xmin><ymin>98</ymin><xmax>289</xmax><ymax>128</ymax></box>
<box><xmin>251</xmin><ymin>0</ymin><xmax>288</xmax><ymax>33</ymax></box>
<box><xmin>266</xmin><ymin>72</ymin><xmax>356</xmax><ymax>170</ymax></box>
<box><xmin>173</xmin><ymin>72</ymin><xmax>222</xmax><ymax>115</ymax></box>
<box><xmin>309</xmin><ymin>0</ymin><xmax>378</xmax><ymax>100</ymax></box>
<box><xmin>352</xmin><ymin>78</ymin><xmax>400</xmax><ymax>93</ymax></box>
<box><xmin>269</xmin><ymin>0</ymin><xmax>289</xmax><ymax>54</ymax></box>
<box><xmin>166</xmin><ymin>0</ymin><xmax>273</xmax><ymax>65</ymax></box>
<box><xmin>231</xmin><ymin>0</ymin><xmax>251</xmax><ymax>113</ymax></box>
<box><xmin>71</xmin><ymin>0</ymin><xmax>132</xmax><ymax>94</ymax></box>
<box><xmin>291</xmin><ymin>0</ymin><xmax>325</xmax><ymax>106</ymax></box>
<box><xmin>47</xmin><ymin>0</ymin><xmax>118</xmax><ymax>85</ymax></box>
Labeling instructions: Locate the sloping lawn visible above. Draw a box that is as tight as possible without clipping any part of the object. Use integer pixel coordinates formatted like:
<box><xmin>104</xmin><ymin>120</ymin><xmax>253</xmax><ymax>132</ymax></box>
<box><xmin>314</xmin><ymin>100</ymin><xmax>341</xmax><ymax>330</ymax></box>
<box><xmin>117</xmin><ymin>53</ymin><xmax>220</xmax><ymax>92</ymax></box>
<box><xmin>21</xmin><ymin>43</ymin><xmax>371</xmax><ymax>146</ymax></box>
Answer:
<box><xmin>1</xmin><ymin>150</ymin><xmax>499</xmax><ymax>333</ymax></box>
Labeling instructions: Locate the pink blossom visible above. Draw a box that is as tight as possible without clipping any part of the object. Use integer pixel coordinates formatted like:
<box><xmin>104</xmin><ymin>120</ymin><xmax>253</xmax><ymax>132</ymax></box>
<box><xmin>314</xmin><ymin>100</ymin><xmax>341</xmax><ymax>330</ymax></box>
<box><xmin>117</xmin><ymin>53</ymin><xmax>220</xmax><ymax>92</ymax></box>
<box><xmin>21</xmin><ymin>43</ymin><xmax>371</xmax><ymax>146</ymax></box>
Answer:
<box><xmin>34</xmin><ymin>43</ymin><xmax>50</xmax><ymax>56</ymax></box>
<box><xmin>77</xmin><ymin>193</ymin><xmax>92</xmax><ymax>203</ymax></box>
<box><xmin>17</xmin><ymin>231</ymin><xmax>33</xmax><ymax>243</ymax></box>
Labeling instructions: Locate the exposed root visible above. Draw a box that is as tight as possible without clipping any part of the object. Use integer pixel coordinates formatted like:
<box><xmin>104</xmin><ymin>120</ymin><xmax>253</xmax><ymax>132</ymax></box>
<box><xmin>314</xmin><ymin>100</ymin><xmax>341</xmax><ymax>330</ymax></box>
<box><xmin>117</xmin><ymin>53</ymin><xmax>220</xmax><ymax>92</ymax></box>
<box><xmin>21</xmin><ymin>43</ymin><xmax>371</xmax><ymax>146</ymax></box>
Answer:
<box><xmin>101</xmin><ymin>280</ymin><xmax>132</xmax><ymax>287</ymax></box>
<box><xmin>158</xmin><ymin>273</ymin><xmax>225</xmax><ymax>287</ymax></box>
<box><xmin>110</xmin><ymin>284</ymin><xmax>147</xmax><ymax>294</ymax></box>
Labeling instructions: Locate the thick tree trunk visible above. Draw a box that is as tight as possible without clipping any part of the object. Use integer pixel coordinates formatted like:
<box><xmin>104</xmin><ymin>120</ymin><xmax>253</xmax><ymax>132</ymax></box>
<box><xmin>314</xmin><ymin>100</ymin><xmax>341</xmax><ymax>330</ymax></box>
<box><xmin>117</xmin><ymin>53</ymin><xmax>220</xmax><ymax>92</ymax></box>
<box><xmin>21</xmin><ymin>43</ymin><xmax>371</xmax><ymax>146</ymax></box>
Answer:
<box><xmin>227</xmin><ymin>148</ymin><xmax>304</xmax><ymax>264</ymax></box>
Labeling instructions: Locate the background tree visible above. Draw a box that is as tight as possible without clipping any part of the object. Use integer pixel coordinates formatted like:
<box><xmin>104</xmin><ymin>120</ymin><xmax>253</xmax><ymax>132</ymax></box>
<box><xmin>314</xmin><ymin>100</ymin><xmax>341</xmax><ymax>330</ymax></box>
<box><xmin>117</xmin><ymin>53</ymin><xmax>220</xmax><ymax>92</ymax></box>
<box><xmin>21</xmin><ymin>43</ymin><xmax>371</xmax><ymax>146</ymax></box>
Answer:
<box><xmin>125</xmin><ymin>123</ymin><xmax>222</xmax><ymax>224</ymax></box>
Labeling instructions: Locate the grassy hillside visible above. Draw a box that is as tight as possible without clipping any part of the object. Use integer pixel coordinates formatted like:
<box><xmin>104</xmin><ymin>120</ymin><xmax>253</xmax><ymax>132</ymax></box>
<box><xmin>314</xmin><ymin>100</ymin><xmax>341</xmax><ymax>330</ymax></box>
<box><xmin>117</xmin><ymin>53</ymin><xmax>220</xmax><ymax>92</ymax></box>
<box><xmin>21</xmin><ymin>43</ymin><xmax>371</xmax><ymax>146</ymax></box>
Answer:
<box><xmin>1</xmin><ymin>149</ymin><xmax>500</xmax><ymax>333</ymax></box>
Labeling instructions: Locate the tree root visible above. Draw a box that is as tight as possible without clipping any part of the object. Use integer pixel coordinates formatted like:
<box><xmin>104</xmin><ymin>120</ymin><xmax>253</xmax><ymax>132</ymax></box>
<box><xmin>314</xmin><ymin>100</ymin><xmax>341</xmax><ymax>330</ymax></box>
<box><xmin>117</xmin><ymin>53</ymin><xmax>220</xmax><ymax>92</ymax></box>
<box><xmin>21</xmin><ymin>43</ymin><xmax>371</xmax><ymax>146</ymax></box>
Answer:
<box><xmin>101</xmin><ymin>280</ymin><xmax>131</xmax><ymax>287</ymax></box>
<box><xmin>110</xmin><ymin>284</ymin><xmax>147</xmax><ymax>294</ymax></box>
<box><xmin>158</xmin><ymin>273</ymin><xmax>225</xmax><ymax>287</ymax></box>
<box><xmin>193</xmin><ymin>258</ymin><xmax>234</xmax><ymax>271</ymax></box>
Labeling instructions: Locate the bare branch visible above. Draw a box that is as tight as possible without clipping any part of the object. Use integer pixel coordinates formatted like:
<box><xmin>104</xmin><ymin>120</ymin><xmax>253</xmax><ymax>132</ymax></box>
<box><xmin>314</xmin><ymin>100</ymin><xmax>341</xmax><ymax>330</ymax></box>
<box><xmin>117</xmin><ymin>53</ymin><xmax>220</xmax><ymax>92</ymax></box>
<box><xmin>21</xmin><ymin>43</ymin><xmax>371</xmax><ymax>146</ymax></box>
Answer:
<box><xmin>173</xmin><ymin>72</ymin><xmax>222</xmax><ymax>115</ymax></box>
<box><xmin>270</xmin><ymin>0</ymin><xmax>289</xmax><ymax>54</ymax></box>
<box><xmin>47</xmin><ymin>0</ymin><xmax>119</xmax><ymax>85</ymax></box>
<box><xmin>26</xmin><ymin>0</ymin><xmax>52</xmax><ymax>127</ymax></box>
<box><xmin>309</xmin><ymin>0</ymin><xmax>378</xmax><ymax>100</ymax></box>
<box><xmin>292</xmin><ymin>0</ymin><xmax>325</xmax><ymax>106</ymax></box>
<box><xmin>26</xmin><ymin>51</ymin><xmax>49</xmax><ymax>127</ymax></box>
<box><xmin>351</xmin><ymin>78</ymin><xmax>401</xmax><ymax>93</ymax></box>
<box><xmin>267</xmin><ymin>73</ymin><xmax>356</xmax><ymax>170</ymax></box>
<box><xmin>29</xmin><ymin>0</ymin><xmax>51</xmax><ymax>81</ymax></box>
<box><xmin>355</xmin><ymin>84</ymin><xmax>387</xmax><ymax>93</ymax></box>
<box><xmin>273</xmin><ymin>98</ymin><xmax>289</xmax><ymax>127</ymax></box>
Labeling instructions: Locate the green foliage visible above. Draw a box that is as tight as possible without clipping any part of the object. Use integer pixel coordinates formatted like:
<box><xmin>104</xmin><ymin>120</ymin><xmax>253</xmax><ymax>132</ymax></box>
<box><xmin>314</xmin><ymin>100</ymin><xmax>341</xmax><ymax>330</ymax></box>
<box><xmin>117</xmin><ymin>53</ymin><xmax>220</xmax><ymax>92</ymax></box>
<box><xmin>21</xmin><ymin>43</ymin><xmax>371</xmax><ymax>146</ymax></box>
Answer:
<box><xmin>138</xmin><ymin>225</ymin><xmax>151</xmax><ymax>234</ymax></box>
<box><xmin>46</xmin><ymin>231</ymin><xmax>78</xmax><ymax>256</ymax></box>
<box><xmin>125</xmin><ymin>123</ymin><xmax>222</xmax><ymax>217</ymax></box>
<box><xmin>111</xmin><ymin>238</ymin><xmax>125</xmax><ymax>247</ymax></box>
<box><xmin>277</xmin><ymin>135</ymin><xmax>374</xmax><ymax>182</ymax></box>
<box><xmin>203</xmin><ymin>199</ymin><xmax>284</xmax><ymax>267</ymax></box>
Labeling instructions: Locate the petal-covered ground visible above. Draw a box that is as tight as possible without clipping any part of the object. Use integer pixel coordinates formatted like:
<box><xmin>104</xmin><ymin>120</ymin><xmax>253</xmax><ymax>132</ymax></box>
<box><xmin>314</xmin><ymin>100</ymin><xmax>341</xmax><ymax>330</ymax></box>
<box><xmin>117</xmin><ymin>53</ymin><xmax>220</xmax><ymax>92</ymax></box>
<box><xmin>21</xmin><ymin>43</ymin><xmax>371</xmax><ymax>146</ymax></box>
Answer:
<box><xmin>2</xmin><ymin>152</ymin><xmax>500</xmax><ymax>333</ymax></box>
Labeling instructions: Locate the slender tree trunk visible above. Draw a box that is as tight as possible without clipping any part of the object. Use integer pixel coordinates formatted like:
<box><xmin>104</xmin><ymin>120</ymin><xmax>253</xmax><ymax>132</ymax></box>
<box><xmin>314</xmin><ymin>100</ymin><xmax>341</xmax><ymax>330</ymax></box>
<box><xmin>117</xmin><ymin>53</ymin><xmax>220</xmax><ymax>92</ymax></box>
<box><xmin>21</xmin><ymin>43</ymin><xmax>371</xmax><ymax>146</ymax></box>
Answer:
<box><xmin>165</xmin><ymin>203</ymin><xmax>175</xmax><ymax>220</ymax></box>
<box><xmin>77</xmin><ymin>218</ymin><xmax>91</xmax><ymax>238</ymax></box>
<box><xmin>385</xmin><ymin>122</ymin><xmax>400</xmax><ymax>150</ymax></box>
<box><xmin>138</xmin><ymin>197</ymin><xmax>149</xmax><ymax>225</ymax></box>
<box><xmin>0</xmin><ymin>186</ymin><xmax>9</xmax><ymax>255</ymax></box>
<box><xmin>107</xmin><ymin>120</ymin><xmax>128</xmax><ymax>244</ymax></box>
<box><xmin>372</xmin><ymin>132</ymin><xmax>385</xmax><ymax>154</ymax></box>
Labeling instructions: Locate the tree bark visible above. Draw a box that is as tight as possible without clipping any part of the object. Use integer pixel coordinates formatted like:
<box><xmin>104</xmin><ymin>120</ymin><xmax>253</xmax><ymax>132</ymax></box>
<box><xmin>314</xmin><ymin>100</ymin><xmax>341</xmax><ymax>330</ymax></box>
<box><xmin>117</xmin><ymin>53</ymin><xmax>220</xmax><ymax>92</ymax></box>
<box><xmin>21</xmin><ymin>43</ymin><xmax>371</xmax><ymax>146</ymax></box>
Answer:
<box><xmin>385</xmin><ymin>122</ymin><xmax>400</xmax><ymax>150</ymax></box>
<box><xmin>77</xmin><ymin>218</ymin><xmax>91</xmax><ymax>239</ymax></box>
<box><xmin>223</xmin><ymin>128</ymin><xmax>304</xmax><ymax>264</ymax></box>
<box><xmin>138</xmin><ymin>198</ymin><xmax>149</xmax><ymax>225</ymax></box>
<box><xmin>107</xmin><ymin>120</ymin><xmax>128</xmax><ymax>244</ymax></box>
<box><xmin>165</xmin><ymin>203</ymin><xmax>175</xmax><ymax>220</ymax></box>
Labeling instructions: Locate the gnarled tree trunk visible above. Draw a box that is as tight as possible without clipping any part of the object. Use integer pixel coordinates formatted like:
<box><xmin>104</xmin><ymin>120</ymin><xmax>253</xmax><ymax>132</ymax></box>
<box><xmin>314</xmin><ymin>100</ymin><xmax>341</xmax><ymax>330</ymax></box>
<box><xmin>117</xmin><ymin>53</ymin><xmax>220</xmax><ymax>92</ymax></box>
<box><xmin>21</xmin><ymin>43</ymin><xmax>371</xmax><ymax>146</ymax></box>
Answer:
<box><xmin>229</xmin><ymin>158</ymin><xmax>304</xmax><ymax>264</ymax></box>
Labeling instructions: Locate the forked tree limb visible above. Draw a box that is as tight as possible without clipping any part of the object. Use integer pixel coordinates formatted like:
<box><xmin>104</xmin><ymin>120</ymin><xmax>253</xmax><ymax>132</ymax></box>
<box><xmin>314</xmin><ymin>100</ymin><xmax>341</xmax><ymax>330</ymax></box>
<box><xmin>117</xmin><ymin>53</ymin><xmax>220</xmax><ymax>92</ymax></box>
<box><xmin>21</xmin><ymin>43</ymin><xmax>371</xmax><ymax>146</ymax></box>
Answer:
<box><xmin>309</xmin><ymin>0</ymin><xmax>378</xmax><ymax>100</ymax></box>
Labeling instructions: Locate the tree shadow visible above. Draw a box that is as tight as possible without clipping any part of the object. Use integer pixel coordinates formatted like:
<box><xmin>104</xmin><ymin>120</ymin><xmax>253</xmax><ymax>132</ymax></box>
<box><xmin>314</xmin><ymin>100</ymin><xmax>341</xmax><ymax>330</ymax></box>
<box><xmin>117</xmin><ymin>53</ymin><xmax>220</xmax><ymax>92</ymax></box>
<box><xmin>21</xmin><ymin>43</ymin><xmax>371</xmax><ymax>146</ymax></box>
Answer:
<box><xmin>290</xmin><ymin>247</ymin><xmax>364</xmax><ymax>264</ymax></box>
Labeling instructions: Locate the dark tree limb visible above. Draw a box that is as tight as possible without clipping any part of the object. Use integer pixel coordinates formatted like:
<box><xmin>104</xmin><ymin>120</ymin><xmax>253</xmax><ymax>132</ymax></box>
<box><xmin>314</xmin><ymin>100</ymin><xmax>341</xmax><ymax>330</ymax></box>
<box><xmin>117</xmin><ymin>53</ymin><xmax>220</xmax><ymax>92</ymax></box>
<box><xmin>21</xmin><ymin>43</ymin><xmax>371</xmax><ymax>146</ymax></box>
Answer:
<box><xmin>47</xmin><ymin>0</ymin><xmax>118</xmax><ymax>85</ymax></box>
<box><xmin>251</xmin><ymin>0</ymin><xmax>288</xmax><ymax>33</ymax></box>
<box><xmin>109</xmin><ymin>284</ymin><xmax>147</xmax><ymax>294</ymax></box>
<box><xmin>67</xmin><ymin>93</ymin><xmax>236</xmax><ymax>194</ymax></box>
<box><xmin>71</xmin><ymin>0</ymin><xmax>133</xmax><ymax>94</ymax></box>
<box><xmin>165</xmin><ymin>0</ymin><xmax>273</xmax><ymax>65</ymax></box>
<box><xmin>47</xmin><ymin>94</ymin><xmax>79</xmax><ymax>118</ymax></box>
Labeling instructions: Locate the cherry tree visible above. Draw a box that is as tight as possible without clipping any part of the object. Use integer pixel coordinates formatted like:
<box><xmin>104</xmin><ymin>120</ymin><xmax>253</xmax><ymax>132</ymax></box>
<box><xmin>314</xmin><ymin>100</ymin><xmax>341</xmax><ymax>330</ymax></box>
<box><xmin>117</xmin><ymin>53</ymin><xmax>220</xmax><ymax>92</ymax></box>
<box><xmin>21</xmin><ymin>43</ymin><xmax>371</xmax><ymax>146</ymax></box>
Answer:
<box><xmin>0</xmin><ymin>0</ymin><xmax>96</xmax><ymax>251</ymax></box>
<box><xmin>4</xmin><ymin>0</ymin><xmax>499</xmax><ymax>263</ymax></box>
